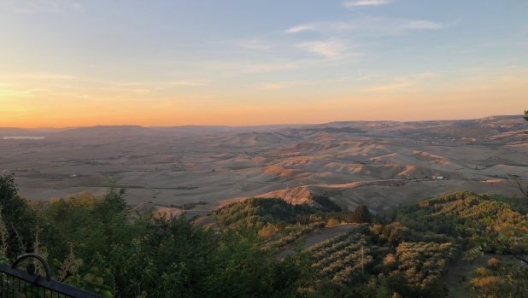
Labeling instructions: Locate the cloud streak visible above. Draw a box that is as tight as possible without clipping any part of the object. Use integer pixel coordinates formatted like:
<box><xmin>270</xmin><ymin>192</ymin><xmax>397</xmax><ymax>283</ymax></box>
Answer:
<box><xmin>286</xmin><ymin>17</ymin><xmax>447</xmax><ymax>35</ymax></box>
<box><xmin>5</xmin><ymin>0</ymin><xmax>84</xmax><ymax>14</ymax></box>
<box><xmin>237</xmin><ymin>39</ymin><xmax>273</xmax><ymax>51</ymax></box>
<box><xmin>0</xmin><ymin>72</ymin><xmax>76</xmax><ymax>81</ymax></box>
<box><xmin>205</xmin><ymin>61</ymin><xmax>299</xmax><ymax>74</ymax></box>
<box><xmin>297</xmin><ymin>39</ymin><xmax>349</xmax><ymax>58</ymax></box>
<box><xmin>257</xmin><ymin>81</ymin><xmax>303</xmax><ymax>90</ymax></box>
<box><xmin>362</xmin><ymin>72</ymin><xmax>437</xmax><ymax>92</ymax></box>
<box><xmin>171</xmin><ymin>81</ymin><xmax>208</xmax><ymax>87</ymax></box>
<box><xmin>343</xmin><ymin>0</ymin><xmax>392</xmax><ymax>8</ymax></box>
<box><xmin>404</xmin><ymin>20</ymin><xmax>446</xmax><ymax>30</ymax></box>
<box><xmin>364</xmin><ymin>82</ymin><xmax>410</xmax><ymax>92</ymax></box>
<box><xmin>285</xmin><ymin>24</ymin><xmax>317</xmax><ymax>33</ymax></box>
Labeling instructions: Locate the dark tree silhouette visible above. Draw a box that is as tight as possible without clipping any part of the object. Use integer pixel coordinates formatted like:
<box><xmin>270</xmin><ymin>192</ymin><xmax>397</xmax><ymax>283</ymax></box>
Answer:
<box><xmin>352</xmin><ymin>205</ymin><xmax>371</xmax><ymax>223</ymax></box>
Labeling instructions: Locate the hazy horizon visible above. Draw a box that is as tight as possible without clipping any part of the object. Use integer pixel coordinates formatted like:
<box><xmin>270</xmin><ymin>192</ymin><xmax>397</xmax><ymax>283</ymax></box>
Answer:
<box><xmin>0</xmin><ymin>113</ymin><xmax>523</xmax><ymax>130</ymax></box>
<box><xmin>1</xmin><ymin>1</ymin><xmax>527</xmax><ymax>128</ymax></box>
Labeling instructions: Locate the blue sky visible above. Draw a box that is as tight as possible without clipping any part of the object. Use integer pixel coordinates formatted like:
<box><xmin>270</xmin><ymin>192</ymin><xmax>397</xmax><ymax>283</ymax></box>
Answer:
<box><xmin>1</xmin><ymin>0</ymin><xmax>527</xmax><ymax>127</ymax></box>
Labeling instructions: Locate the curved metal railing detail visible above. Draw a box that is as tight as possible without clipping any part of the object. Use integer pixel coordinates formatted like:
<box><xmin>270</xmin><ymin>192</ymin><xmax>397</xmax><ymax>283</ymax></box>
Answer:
<box><xmin>0</xmin><ymin>253</ymin><xmax>102</xmax><ymax>298</ymax></box>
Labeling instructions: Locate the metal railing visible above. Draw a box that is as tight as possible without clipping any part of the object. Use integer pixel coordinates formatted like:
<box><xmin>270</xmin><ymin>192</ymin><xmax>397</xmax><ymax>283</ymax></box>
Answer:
<box><xmin>0</xmin><ymin>253</ymin><xmax>101</xmax><ymax>298</ymax></box>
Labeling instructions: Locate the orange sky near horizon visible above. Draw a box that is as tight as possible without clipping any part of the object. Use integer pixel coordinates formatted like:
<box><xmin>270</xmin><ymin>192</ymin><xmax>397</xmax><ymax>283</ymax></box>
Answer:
<box><xmin>2</xmin><ymin>68</ymin><xmax>527</xmax><ymax>128</ymax></box>
<box><xmin>2</xmin><ymin>95</ymin><xmax>526</xmax><ymax>128</ymax></box>
<box><xmin>1</xmin><ymin>1</ymin><xmax>527</xmax><ymax>128</ymax></box>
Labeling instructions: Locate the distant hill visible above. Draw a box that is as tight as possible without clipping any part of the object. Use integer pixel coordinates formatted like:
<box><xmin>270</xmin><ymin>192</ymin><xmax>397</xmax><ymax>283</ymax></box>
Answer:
<box><xmin>0</xmin><ymin>127</ymin><xmax>51</xmax><ymax>137</ymax></box>
<box><xmin>47</xmin><ymin>125</ymin><xmax>154</xmax><ymax>139</ymax></box>
<box><xmin>313</xmin><ymin>115</ymin><xmax>526</xmax><ymax>143</ymax></box>
<box><xmin>3</xmin><ymin>114</ymin><xmax>524</xmax><ymax>139</ymax></box>
<box><xmin>287</xmin><ymin>127</ymin><xmax>366</xmax><ymax>135</ymax></box>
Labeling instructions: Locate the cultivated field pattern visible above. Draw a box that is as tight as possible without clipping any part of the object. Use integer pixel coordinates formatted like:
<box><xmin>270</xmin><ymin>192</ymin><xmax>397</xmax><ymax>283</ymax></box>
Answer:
<box><xmin>1</xmin><ymin>115</ymin><xmax>527</xmax><ymax>213</ymax></box>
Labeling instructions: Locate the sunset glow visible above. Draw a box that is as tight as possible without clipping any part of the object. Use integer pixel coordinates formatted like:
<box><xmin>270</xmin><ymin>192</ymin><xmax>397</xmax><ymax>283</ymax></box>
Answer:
<box><xmin>1</xmin><ymin>0</ymin><xmax>527</xmax><ymax>127</ymax></box>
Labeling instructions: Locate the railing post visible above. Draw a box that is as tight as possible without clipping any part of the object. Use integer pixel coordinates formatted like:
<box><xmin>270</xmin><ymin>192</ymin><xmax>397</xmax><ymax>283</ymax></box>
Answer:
<box><xmin>0</xmin><ymin>253</ymin><xmax>102</xmax><ymax>297</ymax></box>
<box><xmin>11</xmin><ymin>253</ymin><xmax>52</xmax><ymax>281</ymax></box>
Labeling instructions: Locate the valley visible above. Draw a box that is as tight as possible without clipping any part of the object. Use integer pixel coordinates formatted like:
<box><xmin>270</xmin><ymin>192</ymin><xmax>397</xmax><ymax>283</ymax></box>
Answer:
<box><xmin>1</xmin><ymin>115</ymin><xmax>527</xmax><ymax>214</ymax></box>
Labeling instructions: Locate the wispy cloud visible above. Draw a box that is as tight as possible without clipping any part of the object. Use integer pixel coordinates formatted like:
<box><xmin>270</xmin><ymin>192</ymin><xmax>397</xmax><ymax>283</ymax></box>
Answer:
<box><xmin>413</xmin><ymin>72</ymin><xmax>437</xmax><ymax>80</ymax></box>
<box><xmin>297</xmin><ymin>39</ymin><xmax>349</xmax><ymax>58</ymax></box>
<box><xmin>285</xmin><ymin>24</ymin><xmax>317</xmax><ymax>34</ymax></box>
<box><xmin>106</xmin><ymin>80</ymin><xmax>211</xmax><ymax>92</ymax></box>
<box><xmin>364</xmin><ymin>82</ymin><xmax>410</xmax><ymax>92</ymax></box>
<box><xmin>206</xmin><ymin>61</ymin><xmax>299</xmax><ymax>73</ymax></box>
<box><xmin>343</xmin><ymin>0</ymin><xmax>392</xmax><ymax>8</ymax></box>
<box><xmin>171</xmin><ymin>81</ymin><xmax>208</xmax><ymax>87</ymax></box>
<box><xmin>237</xmin><ymin>39</ymin><xmax>273</xmax><ymax>51</ymax></box>
<box><xmin>5</xmin><ymin>0</ymin><xmax>84</xmax><ymax>14</ymax></box>
<box><xmin>0</xmin><ymin>73</ymin><xmax>76</xmax><ymax>81</ymax></box>
<box><xmin>286</xmin><ymin>17</ymin><xmax>447</xmax><ymax>35</ymax></box>
<box><xmin>363</xmin><ymin>72</ymin><xmax>437</xmax><ymax>92</ymax></box>
<box><xmin>257</xmin><ymin>81</ymin><xmax>303</xmax><ymax>90</ymax></box>
<box><xmin>334</xmin><ymin>74</ymin><xmax>376</xmax><ymax>83</ymax></box>
<box><xmin>403</xmin><ymin>20</ymin><xmax>446</xmax><ymax>30</ymax></box>
<box><xmin>242</xmin><ymin>62</ymin><xmax>299</xmax><ymax>73</ymax></box>
<box><xmin>0</xmin><ymin>72</ymin><xmax>210</xmax><ymax>100</ymax></box>
<box><xmin>0</xmin><ymin>88</ymin><xmax>35</xmax><ymax>98</ymax></box>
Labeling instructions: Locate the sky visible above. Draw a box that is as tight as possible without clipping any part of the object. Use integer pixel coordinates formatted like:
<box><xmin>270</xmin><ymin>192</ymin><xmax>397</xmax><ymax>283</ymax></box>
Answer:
<box><xmin>1</xmin><ymin>0</ymin><xmax>527</xmax><ymax>127</ymax></box>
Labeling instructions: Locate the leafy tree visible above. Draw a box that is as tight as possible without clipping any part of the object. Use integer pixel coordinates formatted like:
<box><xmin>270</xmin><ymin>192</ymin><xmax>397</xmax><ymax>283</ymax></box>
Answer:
<box><xmin>507</xmin><ymin>111</ymin><xmax>528</xmax><ymax>199</ymax></box>
<box><xmin>205</xmin><ymin>228</ymin><xmax>313</xmax><ymax>298</ymax></box>
<box><xmin>352</xmin><ymin>205</ymin><xmax>371</xmax><ymax>223</ymax></box>
<box><xmin>507</xmin><ymin>174</ymin><xmax>528</xmax><ymax>201</ymax></box>
<box><xmin>311</xmin><ymin>194</ymin><xmax>342</xmax><ymax>212</ymax></box>
<box><xmin>0</xmin><ymin>174</ymin><xmax>37</xmax><ymax>258</ymax></box>
<box><xmin>1</xmin><ymin>178</ymin><xmax>317</xmax><ymax>297</ymax></box>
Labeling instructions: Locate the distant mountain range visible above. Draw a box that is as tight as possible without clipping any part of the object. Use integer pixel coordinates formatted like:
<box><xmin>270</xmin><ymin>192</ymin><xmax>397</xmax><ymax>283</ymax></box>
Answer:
<box><xmin>1</xmin><ymin>115</ymin><xmax>524</xmax><ymax>138</ymax></box>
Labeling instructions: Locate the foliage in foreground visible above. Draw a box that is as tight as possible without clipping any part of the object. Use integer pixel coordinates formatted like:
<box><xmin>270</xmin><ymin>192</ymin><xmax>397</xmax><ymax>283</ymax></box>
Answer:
<box><xmin>0</xmin><ymin>174</ymin><xmax>314</xmax><ymax>298</ymax></box>
<box><xmin>3</xmin><ymin>172</ymin><xmax>528</xmax><ymax>297</ymax></box>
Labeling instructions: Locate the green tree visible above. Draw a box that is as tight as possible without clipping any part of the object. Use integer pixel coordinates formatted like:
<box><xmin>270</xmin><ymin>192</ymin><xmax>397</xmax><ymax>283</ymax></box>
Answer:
<box><xmin>352</xmin><ymin>205</ymin><xmax>371</xmax><ymax>223</ymax></box>
<box><xmin>507</xmin><ymin>174</ymin><xmax>528</xmax><ymax>201</ymax></box>
<box><xmin>507</xmin><ymin>112</ymin><xmax>528</xmax><ymax>200</ymax></box>
<box><xmin>204</xmin><ymin>227</ymin><xmax>314</xmax><ymax>298</ymax></box>
<box><xmin>0</xmin><ymin>174</ymin><xmax>37</xmax><ymax>258</ymax></box>
<box><xmin>35</xmin><ymin>190</ymin><xmax>314</xmax><ymax>297</ymax></box>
